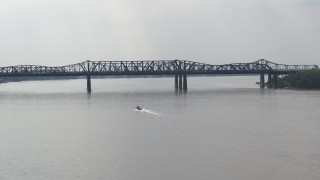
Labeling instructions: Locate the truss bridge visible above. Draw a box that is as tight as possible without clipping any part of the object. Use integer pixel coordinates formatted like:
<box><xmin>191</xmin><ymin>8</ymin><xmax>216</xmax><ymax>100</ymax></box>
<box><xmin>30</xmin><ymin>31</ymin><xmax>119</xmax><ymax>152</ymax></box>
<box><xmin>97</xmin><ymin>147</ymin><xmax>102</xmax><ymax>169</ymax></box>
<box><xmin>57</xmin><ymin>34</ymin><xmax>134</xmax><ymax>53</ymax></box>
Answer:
<box><xmin>0</xmin><ymin>59</ymin><xmax>318</xmax><ymax>92</ymax></box>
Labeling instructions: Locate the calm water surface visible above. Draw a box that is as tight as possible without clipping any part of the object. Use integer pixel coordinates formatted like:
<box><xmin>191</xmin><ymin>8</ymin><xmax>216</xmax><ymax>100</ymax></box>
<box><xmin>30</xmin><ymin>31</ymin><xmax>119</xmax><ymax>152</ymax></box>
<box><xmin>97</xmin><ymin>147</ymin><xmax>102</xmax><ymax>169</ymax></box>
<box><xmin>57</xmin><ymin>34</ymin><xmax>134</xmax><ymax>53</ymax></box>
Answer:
<box><xmin>0</xmin><ymin>76</ymin><xmax>319</xmax><ymax>180</ymax></box>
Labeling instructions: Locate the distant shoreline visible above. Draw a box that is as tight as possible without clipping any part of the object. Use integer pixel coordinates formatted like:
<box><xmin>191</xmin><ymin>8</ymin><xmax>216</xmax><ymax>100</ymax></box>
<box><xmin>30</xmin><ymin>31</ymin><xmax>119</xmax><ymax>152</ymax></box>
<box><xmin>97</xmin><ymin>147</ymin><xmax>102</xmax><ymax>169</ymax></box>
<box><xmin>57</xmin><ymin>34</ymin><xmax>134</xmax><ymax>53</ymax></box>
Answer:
<box><xmin>0</xmin><ymin>74</ymin><xmax>258</xmax><ymax>84</ymax></box>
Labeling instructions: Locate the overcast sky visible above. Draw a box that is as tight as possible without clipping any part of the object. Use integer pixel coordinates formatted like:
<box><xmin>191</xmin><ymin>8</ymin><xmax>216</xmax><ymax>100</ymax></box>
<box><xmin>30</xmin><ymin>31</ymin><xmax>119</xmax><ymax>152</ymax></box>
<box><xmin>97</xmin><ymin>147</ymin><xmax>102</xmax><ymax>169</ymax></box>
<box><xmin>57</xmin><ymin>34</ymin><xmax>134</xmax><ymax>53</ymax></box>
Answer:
<box><xmin>0</xmin><ymin>0</ymin><xmax>319</xmax><ymax>66</ymax></box>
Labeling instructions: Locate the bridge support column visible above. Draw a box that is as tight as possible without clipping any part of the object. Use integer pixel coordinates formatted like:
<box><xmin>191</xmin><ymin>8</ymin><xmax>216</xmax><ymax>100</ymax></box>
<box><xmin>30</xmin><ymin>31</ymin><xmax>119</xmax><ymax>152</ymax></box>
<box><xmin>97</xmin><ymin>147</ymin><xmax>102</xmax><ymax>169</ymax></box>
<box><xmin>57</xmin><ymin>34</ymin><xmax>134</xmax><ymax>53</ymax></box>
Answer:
<box><xmin>183</xmin><ymin>74</ymin><xmax>187</xmax><ymax>91</ymax></box>
<box><xmin>86</xmin><ymin>60</ymin><xmax>92</xmax><ymax>93</ymax></box>
<box><xmin>175</xmin><ymin>74</ymin><xmax>178</xmax><ymax>89</ymax></box>
<box><xmin>260</xmin><ymin>73</ymin><xmax>265</xmax><ymax>88</ymax></box>
<box><xmin>267</xmin><ymin>73</ymin><xmax>272</xmax><ymax>88</ymax></box>
<box><xmin>273</xmin><ymin>74</ymin><xmax>278</xmax><ymax>89</ymax></box>
<box><xmin>87</xmin><ymin>75</ymin><xmax>91</xmax><ymax>92</ymax></box>
<box><xmin>179</xmin><ymin>74</ymin><xmax>183</xmax><ymax>90</ymax></box>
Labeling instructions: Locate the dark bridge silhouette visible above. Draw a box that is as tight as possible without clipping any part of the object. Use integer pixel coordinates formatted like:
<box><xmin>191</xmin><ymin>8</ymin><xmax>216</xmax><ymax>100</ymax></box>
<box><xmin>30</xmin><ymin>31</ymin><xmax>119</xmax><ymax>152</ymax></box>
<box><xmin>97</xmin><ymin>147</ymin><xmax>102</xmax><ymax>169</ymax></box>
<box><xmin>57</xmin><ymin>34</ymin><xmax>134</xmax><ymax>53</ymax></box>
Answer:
<box><xmin>0</xmin><ymin>59</ymin><xmax>318</xmax><ymax>92</ymax></box>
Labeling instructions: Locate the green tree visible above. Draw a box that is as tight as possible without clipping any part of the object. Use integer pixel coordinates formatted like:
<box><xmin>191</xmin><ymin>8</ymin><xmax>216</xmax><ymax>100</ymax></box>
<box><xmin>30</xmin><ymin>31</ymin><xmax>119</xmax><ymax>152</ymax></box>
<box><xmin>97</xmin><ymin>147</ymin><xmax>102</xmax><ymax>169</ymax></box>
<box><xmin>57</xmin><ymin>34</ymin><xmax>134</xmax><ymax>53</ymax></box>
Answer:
<box><xmin>279</xmin><ymin>70</ymin><xmax>320</xmax><ymax>89</ymax></box>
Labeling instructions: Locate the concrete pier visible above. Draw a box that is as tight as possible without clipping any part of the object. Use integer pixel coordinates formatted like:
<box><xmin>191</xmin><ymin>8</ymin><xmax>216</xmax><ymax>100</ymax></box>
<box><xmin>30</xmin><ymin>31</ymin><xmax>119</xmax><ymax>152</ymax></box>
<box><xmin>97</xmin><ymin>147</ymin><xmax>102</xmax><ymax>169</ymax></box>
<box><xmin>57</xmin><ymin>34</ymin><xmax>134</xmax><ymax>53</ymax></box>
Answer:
<box><xmin>179</xmin><ymin>74</ymin><xmax>183</xmax><ymax>90</ymax></box>
<box><xmin>175</xmin><ymin>74</ymin><xmax>178</xmax><ymax>89</ymax></box>
<box><xmin>267</xmin><ymin>73</ymin><xmax>272</xmax><ymax>88</ymax></box>
<box><xmin>87</xmin><ymin>60</ymin><xmax>92</xmax><ymax>92</ymax></box>
<box><xmin>183</xmin><ymin>74</ymin><xmax>187</xmax><ymax>91</ymax></box>
<box><xmin>87</xmin><ymin>75</ymin><xmax>91</xmax><ymax>92</ymax></box>
<box><xmin>273</xmin><ymin>74</ymin><xmax>278</xmax><ymax>88</ymax></box>
<box><xmin>260</xmin><ymin>73</ymin><xmax>265</xmax><ymax>88</ymax></box>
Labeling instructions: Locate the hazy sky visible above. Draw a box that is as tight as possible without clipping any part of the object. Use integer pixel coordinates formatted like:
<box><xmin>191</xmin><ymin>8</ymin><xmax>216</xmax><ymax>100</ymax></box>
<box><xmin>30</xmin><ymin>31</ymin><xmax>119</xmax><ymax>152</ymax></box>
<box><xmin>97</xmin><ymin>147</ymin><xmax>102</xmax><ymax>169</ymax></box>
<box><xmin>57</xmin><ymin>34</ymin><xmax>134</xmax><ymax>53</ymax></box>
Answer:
<box><xmin>0</xmin><ymin>0</ymin><xmax>319</xmax><ymax>66</ymax></box>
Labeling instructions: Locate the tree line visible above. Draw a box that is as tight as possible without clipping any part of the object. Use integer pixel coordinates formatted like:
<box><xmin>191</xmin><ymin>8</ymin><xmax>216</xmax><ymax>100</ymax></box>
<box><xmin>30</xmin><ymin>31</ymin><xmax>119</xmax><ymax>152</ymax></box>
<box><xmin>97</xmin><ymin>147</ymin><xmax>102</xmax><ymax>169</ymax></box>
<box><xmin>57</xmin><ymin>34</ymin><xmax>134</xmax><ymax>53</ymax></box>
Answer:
<box><xmin>278</xmin><ymin>70</ymin><xmax>320</xmax><ymax>89</ymax></box>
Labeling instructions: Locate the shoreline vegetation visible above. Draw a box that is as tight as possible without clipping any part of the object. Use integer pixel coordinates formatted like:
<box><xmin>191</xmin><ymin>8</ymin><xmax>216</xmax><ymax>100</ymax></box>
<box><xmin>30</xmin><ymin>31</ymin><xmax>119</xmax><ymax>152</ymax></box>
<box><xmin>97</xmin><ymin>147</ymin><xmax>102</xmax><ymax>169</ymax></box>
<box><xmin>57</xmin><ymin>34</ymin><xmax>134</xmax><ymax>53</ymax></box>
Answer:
<box><xmin>278</xmin><ymin>70</ymin><xmax>320</xmax><ymax>89</ymax></box>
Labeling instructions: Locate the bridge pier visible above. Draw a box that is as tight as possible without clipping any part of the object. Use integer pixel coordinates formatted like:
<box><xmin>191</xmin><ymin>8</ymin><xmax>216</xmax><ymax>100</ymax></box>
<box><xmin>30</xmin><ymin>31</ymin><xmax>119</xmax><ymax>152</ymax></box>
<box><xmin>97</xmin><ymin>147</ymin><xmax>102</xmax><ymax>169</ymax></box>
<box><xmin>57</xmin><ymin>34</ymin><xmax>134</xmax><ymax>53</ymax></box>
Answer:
<box><xmin>260</xmin><ymin>73</ymin><xmax>265</xmax><ymax>88</ymax></box>
<box><xmin>175</xmin><ymin>74</ymin><xmax>178</xmax><ymax>89</ymax></box>
<box><xmin>86</xmin><ymin>60</ymin><xmax>92</xmax><ymax>93</ymax></box>
<box><xmin>175</xmin><ymin>74</ymin><xmax>187</xmax><ymax>91</ymax></box>
<box><xmin>273</xmin><ymin>74</ymin><xmax>278</xmax><ymax>89</ymax></box>
<box><xmin>179</xmin><ymin>74</ymin><xmax>183</xmax><ymax>90</ymax></box>
<box><xmin>267</xmin><ymin>73</ymin><xmax>272</xmax><ymax>88</ymax></box>
<box><xmin>266</xmin><ymin>74</ymin><xmax>278</xmax><ymax>88</ymax></box>
<box><xmin>87</xmin><ymin>75</ymin><xmax>91</xmax><ymax>92</ymax></box>
<box><xmin>183</xmin><ymin>74</ymin><xmax>187</xmax><ymax>91</ymax></box>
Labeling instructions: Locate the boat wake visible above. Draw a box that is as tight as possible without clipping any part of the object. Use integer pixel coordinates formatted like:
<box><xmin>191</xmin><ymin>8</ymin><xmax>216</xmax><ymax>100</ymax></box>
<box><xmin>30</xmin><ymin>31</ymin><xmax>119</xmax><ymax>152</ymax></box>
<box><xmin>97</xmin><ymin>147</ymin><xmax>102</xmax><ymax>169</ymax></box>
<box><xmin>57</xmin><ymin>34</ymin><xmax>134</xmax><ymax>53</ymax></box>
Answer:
<box><xmin>134</xmin><ymin>108</ymin><xmax>162</xmax><ymax>116</ymax></box>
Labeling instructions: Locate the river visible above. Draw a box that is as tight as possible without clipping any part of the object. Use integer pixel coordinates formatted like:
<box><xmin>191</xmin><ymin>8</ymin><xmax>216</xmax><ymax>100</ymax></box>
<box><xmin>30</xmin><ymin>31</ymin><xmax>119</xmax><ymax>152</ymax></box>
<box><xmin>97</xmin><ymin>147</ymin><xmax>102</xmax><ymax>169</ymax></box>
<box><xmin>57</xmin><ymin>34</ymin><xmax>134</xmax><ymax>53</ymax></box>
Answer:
<box><xmin>0</xmin><ymin>76</ymin><xmax>319</xmax><ymax>180</ymax></box>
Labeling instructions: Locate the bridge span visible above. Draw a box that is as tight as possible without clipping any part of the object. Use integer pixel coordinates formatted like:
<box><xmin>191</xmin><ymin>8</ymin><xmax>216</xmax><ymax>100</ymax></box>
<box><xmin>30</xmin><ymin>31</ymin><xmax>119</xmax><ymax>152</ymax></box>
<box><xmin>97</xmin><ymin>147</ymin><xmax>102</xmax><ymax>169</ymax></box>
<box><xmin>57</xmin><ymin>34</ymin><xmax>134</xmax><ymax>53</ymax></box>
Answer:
<box><xmin>0</xmin><ymin>59</ymin><xmax>318</xmax><ymax>92</ymax></box>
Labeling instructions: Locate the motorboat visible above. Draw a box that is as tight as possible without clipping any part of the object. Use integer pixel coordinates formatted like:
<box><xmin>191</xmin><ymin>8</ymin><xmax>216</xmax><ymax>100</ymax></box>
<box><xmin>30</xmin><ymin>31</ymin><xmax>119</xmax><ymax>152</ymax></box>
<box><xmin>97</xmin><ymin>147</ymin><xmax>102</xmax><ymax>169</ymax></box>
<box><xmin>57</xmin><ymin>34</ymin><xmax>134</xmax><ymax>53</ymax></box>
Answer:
<box><xmin>136</xmin><ymin>106</ymin><xmax>142</xmax><ymax>110</ymax></box>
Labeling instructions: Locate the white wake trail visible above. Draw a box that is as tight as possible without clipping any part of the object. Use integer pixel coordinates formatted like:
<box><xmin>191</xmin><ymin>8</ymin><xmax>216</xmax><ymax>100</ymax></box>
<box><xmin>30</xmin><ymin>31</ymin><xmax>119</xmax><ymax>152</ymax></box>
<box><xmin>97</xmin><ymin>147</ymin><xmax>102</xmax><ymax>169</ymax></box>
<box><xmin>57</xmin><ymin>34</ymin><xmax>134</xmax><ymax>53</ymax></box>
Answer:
<box><xmin>134</xmin><ymin>108</ymin><xmax>162</xmax><ymax>116</ymax></box>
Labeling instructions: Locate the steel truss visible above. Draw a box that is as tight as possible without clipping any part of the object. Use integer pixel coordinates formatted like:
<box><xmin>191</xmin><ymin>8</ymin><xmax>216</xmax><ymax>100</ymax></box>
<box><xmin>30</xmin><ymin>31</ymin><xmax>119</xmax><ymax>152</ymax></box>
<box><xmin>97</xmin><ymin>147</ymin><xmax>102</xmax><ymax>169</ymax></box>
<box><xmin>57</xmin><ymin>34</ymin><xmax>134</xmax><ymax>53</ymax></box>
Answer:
<box><xmin>0</xmin><ymin>59</ymin><xmax>318</xmax><ymax>77</ymax></box>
